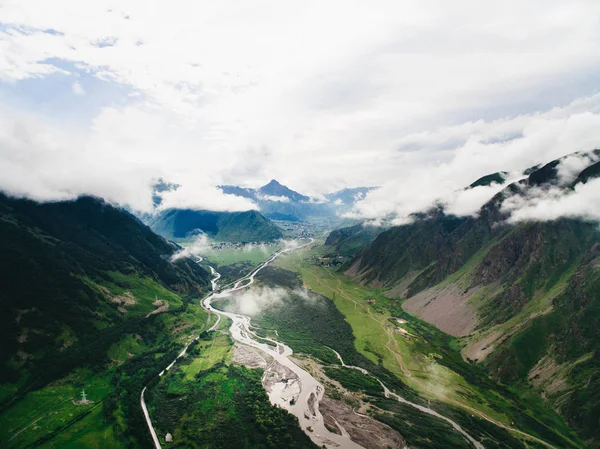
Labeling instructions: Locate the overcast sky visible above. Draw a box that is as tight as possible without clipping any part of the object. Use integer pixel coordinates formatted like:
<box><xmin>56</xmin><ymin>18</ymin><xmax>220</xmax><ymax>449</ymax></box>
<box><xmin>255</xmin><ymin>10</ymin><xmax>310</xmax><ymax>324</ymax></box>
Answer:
<box><xmin>1</xmin><ymin>0</ymin><xmax>600</xmax><ymax>218</ymax></box>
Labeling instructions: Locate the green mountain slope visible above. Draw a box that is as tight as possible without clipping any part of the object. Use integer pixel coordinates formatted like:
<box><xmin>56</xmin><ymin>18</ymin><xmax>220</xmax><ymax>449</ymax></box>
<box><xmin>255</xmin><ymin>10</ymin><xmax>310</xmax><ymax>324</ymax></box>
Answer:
<box><xmin>345</xmin><ymin>152</ymin><xmax>600</xmax><ymax>445</ymax></box>
<box><xmin>0</xmin><ymin>194</ymin><xmax>211</xmax><ymax>395</ymax></box>
<box><xmin>148</xmin><ymin>208</ymin><xmax>283</xmax><ymax>242</ymax></box>
<box><xmin>324</xmin><ymin>222</ymin><xmax>386</xmax><ymax>257</ymax></box>
<box><xmin>0</xmin><ymin>194</ymin><xmax>316</xmax><ymax>449</ymax></box>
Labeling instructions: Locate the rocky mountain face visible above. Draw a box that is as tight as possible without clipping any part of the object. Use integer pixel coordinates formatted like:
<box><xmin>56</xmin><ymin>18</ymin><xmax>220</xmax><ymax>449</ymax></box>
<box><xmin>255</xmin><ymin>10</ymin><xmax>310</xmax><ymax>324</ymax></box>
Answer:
<box><xmin>148</xmin><ymin>208</ymin><xmax>283</xmax><ymax>242</ymax></box>
<box><xmin>0</xmin><ymin>194</ymin><xmax>211</xmax><ymax>394</ymax></box>
<box><xmin>340</xmin><ymin>150</ymin><xmax>600</xmax><ymax>445</ymax></box>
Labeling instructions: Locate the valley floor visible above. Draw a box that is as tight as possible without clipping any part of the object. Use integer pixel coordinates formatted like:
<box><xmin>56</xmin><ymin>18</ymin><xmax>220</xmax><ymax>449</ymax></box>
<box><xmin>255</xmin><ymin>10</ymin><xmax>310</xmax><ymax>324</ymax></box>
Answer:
<box><xmin>0</xmin><ymin>240</ymin><xmax>589</xmax><ymax>449</ymax></box>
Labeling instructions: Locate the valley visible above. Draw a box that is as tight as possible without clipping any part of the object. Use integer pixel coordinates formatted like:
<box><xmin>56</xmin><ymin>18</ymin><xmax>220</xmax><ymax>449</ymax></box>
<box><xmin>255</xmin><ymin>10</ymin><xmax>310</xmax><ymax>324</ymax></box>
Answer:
<box><xmin>270</xmin><ymin>241</ymin><xmax>584</xmax><ymax>449</ymax></box>
<box><xmin>0</xmin><ymin>227</ymin><xmax>592</xmax><ymax>449</ymax></box>
<box><xmin>5</xmin><ymin>7</ymin><xmax>600</xmax><ymax>449</ymax></box>
<box><xmin>1</xmin><ymin>155</ymin><xmax>599</xmax><ymax>449</ymax></box>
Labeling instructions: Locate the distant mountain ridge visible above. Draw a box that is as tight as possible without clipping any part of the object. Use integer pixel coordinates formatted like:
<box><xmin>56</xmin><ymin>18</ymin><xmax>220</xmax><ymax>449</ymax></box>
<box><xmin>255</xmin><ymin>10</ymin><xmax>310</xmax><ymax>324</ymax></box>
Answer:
<box><xmin>219</xmin><ymin>179</ymin><xmax>376</xmax><ymax>221</ymax></box>
<box><xmin>259</xmin><ymin>179</ymin><xmax>310</xmax><ymax>202</ymax></box>
<box><xmin>219</xmin><ymin>179</ymin><xmax>309</xmax><ymax>203</ymax></box>
<box><xmin>148</xmin><ymin>208</ymin><xmax>283</xmax><ymax>242</ymax></box>
<box><xmin>337</xmin><ymin>149</ymin><xmax>600</xmax><ymax>444</ymax></box>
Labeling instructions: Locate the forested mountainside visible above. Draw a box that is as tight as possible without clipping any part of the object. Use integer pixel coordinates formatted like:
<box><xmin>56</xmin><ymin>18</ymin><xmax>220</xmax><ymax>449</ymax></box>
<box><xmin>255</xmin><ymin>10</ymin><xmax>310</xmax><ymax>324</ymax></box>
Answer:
<box><xmin>0</xmin><ymin>194</ymin><xmax>211</xmax><ymax>397</ymax></box>
<box><xmin>148</xmin><ymin>208</ymin><xmax>283</xmax><ymax>242</ymax></box>
<box><xmin>324</xmin><ymin>222</ymin><xmax>386</xmax><ymax>257</ymax></box>
<box><xmin>342</xmin><ymin>151</ymin><xmax>600</xmax><ymax>445</ymax></box>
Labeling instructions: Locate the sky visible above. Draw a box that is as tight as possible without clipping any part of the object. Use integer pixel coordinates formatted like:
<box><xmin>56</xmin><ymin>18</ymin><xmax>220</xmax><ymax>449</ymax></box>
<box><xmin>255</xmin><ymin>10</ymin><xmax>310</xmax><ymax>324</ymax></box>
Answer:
<box><xmin>1</xmin><ymin>0</ymin><xmax>600</xmax><ymax>219</ymax></box>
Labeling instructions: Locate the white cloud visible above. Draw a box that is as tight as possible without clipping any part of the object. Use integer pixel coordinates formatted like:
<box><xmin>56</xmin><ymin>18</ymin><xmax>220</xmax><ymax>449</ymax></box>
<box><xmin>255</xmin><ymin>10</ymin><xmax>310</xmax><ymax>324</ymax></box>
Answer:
<box><xmin>307</xmin><ymin>193</ymin><xmax>329</xmax><ymax>204</ymax></box>
<box><xmin>442</xmin><ymin>182</ymin><xmax>512</xmax><ymax>217</ymax></box>
<box><xmin>242</xmin><ymin>243</ymin><xmax>270</xmax><ymax>254</ymax></box>
<box><xmin>281</xmin><ymin>239</ymin><xmax>307</xmax><ymax>251</ymax></box>
<box><xmin>158</xmin><ymin>183</ymin><xmax>257</xmax><ymax>212</ymax></box>
<box><xmin>1</xmin><ymin>1</ymin><xmax>600</xmax><ymax>211</ymax></box>
<box><xmin>556</xmin><ymin>152</ymin><xmax>599</xmax><ymax>184</ymax></box>
<box><xmin>72</xmin><ymin>80</ymin><xmax>84</xmax><ymax>95</ymax></box>
<box><xmin>170</xmin><ymin>234</ymin><xmax>212</xmax><ymax>261</ymax></box>
<box><xmin>504</xmin><ymin>178</ymin><xmax>600</xmax><ymax>223</ymax></box>
<box><xmin>349</xmin><ymin>99</ymin><xmax>600</xmax><ymax>223</ymax></box>
<box><xmin>227</xmin><ymin>286</ymin><xmax>288</xmax><ymax>316</ymax></box>
<box><xmin>222</xmin><ymin>285</ymin><xmax>322</xmax><ymax>316</ymax></box>
<box><xmin>256</xmin><ymin>194</ymin><xmax>290</xmax><ymax>203</ymax></box>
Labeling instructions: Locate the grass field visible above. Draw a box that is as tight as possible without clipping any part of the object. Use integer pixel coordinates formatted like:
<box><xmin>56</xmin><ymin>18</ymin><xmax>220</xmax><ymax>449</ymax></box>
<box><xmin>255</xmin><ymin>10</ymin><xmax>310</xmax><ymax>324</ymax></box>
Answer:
<box><xmin>199</xmin><ymin>243</ymin><xmax>281</xmax><ymax>267</ymax></box>
<box><xmin>0</xmin><ymin>272</ymin><xmax>217</xmax><ymax>449</ymax></box>
<box><xmin>96</xmin><ymin>271</ymin><xmax>184</xmax><ymax>316</ymax></box>
<box><xmin>273</xmin><ymin>244</ymin><xmax>585</xmax><ymax>449</ymax></box>
<box><xmin>181</xmin><ymin>333</ymin><xmax>233</xmax><ymax>380</ymax></box>
<box><xmin>37</xmin><ymin>404</ymin><xmax>125</xmax><ymax>449</ymax></box>
<box><xmin>0</xmin><ymin>369</ymin><xmax>121</xmax><ymax>449</ymax></box>
<box><xmin>107</xmin><ymin>334</ymin><xmax>146</xmax><ymax>362</ymax></box>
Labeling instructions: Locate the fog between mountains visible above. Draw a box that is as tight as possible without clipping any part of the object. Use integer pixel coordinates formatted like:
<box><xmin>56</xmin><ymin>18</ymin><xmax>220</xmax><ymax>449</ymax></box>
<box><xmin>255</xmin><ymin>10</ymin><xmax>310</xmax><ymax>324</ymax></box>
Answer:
<box><xmin>222</xmin><ymin>286</ymin><xmax>323</xmax><ymax>317</ymax></box>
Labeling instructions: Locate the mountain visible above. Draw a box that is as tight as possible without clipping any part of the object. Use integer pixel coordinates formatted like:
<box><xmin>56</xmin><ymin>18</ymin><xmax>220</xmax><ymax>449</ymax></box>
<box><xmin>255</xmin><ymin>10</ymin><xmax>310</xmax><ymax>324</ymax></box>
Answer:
<box><xmin>258</xmin><ymin>179</ymin><xmax>310</xmax><ymax>202</ymax></box>
<box><xmin>148</xmin><ymin>208</ymin><xmax>283</xmax><ymax>242</ymax></box>
<box><xmin>220</xmin><ymin>179</ymin><xmax>309</xmax><ymax>203</ymax></box>
<box><xmin>0</xmin><ymin>194</ymin><xmax>211</xmax><ymax>393</ymax></box>
<box><xmin>341</xmin><ymin>150</ymin><xmax>600</xmax><ymax>444</ymax></box>
<box><xmin>468</xmin><ymin>171</ymin><xmax>508</xmax><ymax>188</ymax></box>
<box><xmin>219</xmin><ymin>179</ymin><xmax>376</xmax><ymax>222</ymax></box>
<box><xmin>324</xmin><ymin>222</ymin><xmax>386</xmax><ymax>257</ymax></box>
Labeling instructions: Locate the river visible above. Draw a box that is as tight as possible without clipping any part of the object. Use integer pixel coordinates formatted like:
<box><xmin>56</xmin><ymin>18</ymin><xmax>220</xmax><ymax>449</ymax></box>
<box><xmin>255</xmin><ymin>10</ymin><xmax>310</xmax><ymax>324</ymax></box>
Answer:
<box><xmin>143</xmin><ymin>238</ymin><xmax>485</xmax><ymax>449</ymax></box>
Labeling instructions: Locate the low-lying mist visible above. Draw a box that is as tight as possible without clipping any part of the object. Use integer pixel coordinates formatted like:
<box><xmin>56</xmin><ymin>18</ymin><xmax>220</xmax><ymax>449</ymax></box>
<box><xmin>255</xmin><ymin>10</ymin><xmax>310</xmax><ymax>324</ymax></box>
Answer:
<box><xmin>216</xmin><ymin>285</ymin><xmax>323</xmax><ymax>317</ymax></box>
<box><xmin>170</xmin><ymin>234</ymin><xmax>212</xmax><ymax>261</ymax></box>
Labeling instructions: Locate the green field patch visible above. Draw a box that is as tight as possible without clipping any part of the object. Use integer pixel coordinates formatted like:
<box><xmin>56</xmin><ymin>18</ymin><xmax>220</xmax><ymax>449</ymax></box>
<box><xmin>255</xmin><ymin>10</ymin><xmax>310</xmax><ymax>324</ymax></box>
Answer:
<box><xmin>201</xmin><ymin>243</ymin><xmax>281</xmax><ymax>267</ymax></box>
<box><xmin>323</xmin><ymin>366</ymin><xmax>383</xmax><ymax>396</ymax></box>
<box><xmin>107</xmin><ymin>334</ymin><xmax>146</xmax><ymax>362</ymax></box>
<box><xmin>180</xmin><ymin>334</ymin><xmax>233</xmax><ymax>380</ymax></box>
<box><xmin>0</xmin><ymin>369</ymin><xmax>114</xmax><ymax>449</ymax></box>
<box><xmin>99</xmin><ymin>271</ymin><xmax>183</xmax><ymax>316</ymax></box>
<box><xmin>34</xmin><ymin>404</ymin><xmax>125</xmax><ymax>449</ymax></box>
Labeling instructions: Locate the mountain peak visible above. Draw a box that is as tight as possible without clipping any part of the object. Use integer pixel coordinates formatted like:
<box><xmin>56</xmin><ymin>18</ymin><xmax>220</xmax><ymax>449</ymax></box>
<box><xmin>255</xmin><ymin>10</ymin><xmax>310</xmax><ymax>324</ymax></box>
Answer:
<box><xmin>258</xmin><ymin>179</ymin><xmax>309</xmax><ymax>202</ymax></box>
<box><xmin>265</xmin><ymin>179</ymin><xmax>281</xmax><ymax>187</ymax></box>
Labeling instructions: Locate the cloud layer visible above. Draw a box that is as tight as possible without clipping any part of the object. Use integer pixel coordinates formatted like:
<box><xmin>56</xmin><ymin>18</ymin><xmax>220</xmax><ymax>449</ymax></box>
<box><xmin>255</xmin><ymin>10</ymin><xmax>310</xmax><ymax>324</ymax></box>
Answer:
<box><xmin>504</xmin><ymin>178</ymin><xmax>600</xmax><ymax>223</ymax></box>
<box><xmin>1</xmin><ymin>1</ymin><xmax>600</xmax><ymax>215</ymax></box>
<box><xmin>349</xmin><ymin>98</ymin><xmax>600</xmax><ymax>223</ymax></box>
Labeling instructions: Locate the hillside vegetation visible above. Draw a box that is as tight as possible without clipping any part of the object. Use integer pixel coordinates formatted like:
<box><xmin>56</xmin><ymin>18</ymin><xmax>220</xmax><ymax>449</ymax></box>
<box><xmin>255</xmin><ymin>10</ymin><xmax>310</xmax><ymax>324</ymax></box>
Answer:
<box><xmin>341</xmin><ymin>151</ymin><xmax>600</xmax><ymax>446</ymax></box>
<box><xmin>148</xmin><ymin>208</ymin><xmax>283</xmax><ymax>242</ymax></box>
<box><xmin>0</xmin><ymin>194</ymin><xmax>213</xmax><ymax>447</ymax></box>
